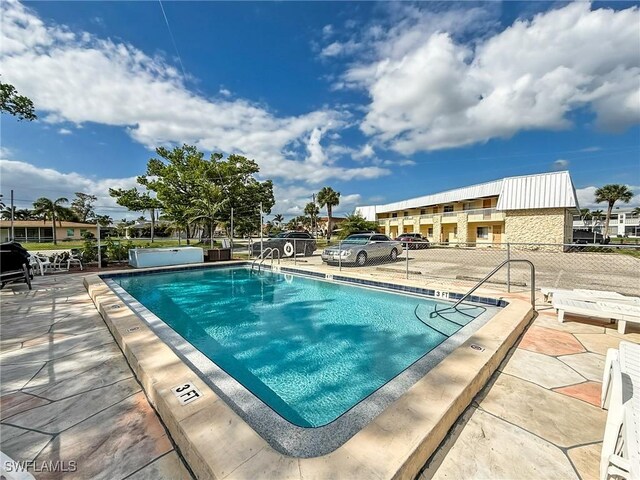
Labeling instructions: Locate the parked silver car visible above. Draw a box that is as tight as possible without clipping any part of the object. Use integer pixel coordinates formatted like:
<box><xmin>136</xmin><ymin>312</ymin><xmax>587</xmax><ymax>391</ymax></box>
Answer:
<box><xmin>321</xmin><ymin>233</ymin><xmax>403</xmax><ymax>266</ymax></box>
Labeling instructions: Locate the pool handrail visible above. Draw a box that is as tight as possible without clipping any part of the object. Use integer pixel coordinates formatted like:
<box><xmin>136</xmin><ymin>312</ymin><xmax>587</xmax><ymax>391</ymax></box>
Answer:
<box><xmin>259</xmin><ymin>248</ymin><xmax>280</xmax><ymax>271</ymax></box>
<box><xmin>251</xmin><ymin>247</ymin><xmax>280</xmax><ymax>272</ymax></box>
<box><xmin>430</xmin><ymin>259</ymin><xmax>536</xmax><ymax>319</ymax></box>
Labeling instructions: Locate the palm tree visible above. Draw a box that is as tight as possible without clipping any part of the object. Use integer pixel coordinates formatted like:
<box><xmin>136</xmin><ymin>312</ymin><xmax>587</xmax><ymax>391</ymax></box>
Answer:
<box><xmin>273</xmin><ymin>214</ymin><xmax>284</xmax><ymax>226</ymax></box>
<box><xmin>32</xmin><ymin>197</ymin><xmax>69</xmax><ymax>244</ymax></box>
<box><xmin>1</xmin><ymin>207</ymin><xmax>34</xmax><ymax>220</ymax></box>
<box><xmin>304</xmin><ymin>202</ymin><xmax>319</xmax><ymax>235</ymax></box>
<box><xmin>632</xmin><ymin>207</ymin><xmax>640</xmax><ymax>217</ymax></box>
<box><xmin>579</xmin><ymin>208</ymin><xmax>592</xmax><ymax>221</ymax></box>
<box><xmin>317</xmin><ymin>187</ymin><xmax>340</xmax><ymax>240</ymax></box>
<box><xmin>595</xmin><ymin>185</ymin><xmax>634</xmax><ymax>238</ymax></box>
<box><xmin>338</xmin><ymin>212</ymin><xmax>378</xmax><ymax>239</ymax></box>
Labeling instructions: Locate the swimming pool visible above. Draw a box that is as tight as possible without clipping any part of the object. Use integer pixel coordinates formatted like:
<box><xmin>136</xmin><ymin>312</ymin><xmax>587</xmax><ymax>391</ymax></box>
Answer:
<box><xmin>107</xmin><ymin>265</ymin><xmax>498</xmax><ymax>455</ymax></box>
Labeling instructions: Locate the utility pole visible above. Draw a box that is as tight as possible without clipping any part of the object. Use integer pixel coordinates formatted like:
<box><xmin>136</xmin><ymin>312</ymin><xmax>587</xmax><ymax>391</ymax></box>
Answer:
<box><xmin>230</xmin><ymin>207</ymin><xmax>234</xmax><ymax>256</ymax></box>
<box><xmin>97</xmin><ymin>222</ymin><xmax>101</xmax><ymax>270</ymax></box>
<box><xmin>311</xmin><ymin>193</ymin><xmax>316</xmax><ymax>238</ymax></box>
<box><xmin>10</xmin><ymin>190</ymin><xmax>15</xmax><ymax>241</ymax></box>
<box><xmin>259</xmin><ymin>202</ymin><xmax>263</xmax><ymax>258</ymax></box>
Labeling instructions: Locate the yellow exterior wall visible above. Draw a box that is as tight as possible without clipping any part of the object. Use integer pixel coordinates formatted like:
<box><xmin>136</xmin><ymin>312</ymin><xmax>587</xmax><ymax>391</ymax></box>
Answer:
<box><xmin>55</xmin><ymin>226</ymin><xmax>97</xmax><ymax>240</ymax></box>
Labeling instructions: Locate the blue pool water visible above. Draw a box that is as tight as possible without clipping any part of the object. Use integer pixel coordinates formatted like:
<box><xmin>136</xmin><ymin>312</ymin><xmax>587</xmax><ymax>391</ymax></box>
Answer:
<box><xmin>114</xmin><ymin>267</ymin><xmax>484</xmax><ymax>427</ymax></box>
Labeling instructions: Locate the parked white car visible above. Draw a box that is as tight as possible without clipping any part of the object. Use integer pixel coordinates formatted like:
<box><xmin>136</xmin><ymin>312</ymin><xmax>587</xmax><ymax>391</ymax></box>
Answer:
<box><xmin>321</xmin><ymin>233</ymin><xmax>402</xmax><ymax>266</ymax></box>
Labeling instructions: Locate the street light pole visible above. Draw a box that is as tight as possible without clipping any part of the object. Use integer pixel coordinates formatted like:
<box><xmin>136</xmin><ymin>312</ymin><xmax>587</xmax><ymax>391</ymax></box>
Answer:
<box><xmin>259</xmin><ymin>202</ymin><xmax>263</xmax><ymax>258</ymax></box>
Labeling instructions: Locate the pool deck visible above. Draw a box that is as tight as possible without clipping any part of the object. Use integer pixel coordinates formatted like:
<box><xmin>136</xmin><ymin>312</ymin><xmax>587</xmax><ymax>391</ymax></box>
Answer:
<box><xmin>1</xmin><ymin>266</ymin><xmax>638</xmax><ymax>479</ymax></box>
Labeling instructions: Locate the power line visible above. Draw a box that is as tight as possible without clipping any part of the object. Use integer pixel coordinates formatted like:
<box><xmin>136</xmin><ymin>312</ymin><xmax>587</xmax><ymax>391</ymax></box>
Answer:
<box><xmin>158</xmin><ymin>0</ymin><xmax>188</xmax><ymax>81</ymax></box>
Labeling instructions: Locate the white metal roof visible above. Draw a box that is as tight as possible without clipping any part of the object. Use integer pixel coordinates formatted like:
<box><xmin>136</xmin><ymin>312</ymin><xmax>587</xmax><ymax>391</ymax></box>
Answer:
<box><xmin>355</xmin><ymin>171</ymin><xmax>579</xmax><ymax>220</ymax></box>
<box><xmin>496</xmin><ymin>171</ymin><xmax>579</xmax><ymax>211</ymax></box>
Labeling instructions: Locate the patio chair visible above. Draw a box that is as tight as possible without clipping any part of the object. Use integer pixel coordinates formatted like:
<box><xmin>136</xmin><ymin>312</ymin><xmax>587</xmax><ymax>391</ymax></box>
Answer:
<box><xmin>542</xmin><ymin>288</ymin><xmax>638</xmax><ymax>304</ymax></box>
<box><xmin>67</xmin><ymin>250</ymin><xmax>83</xmax><ymax>271</ymax></box>
<box><xmin>553</xmin><ymin>295</ymin><xmax>640</xmax><ymax>334</ymax></box>
<box><xmin>29</xmin><ymin>254</ymin><xmax>52</xmax><ymax>276</ymax></box>
<box><xmin>600</xmin><ymin>341</ymin><xmax>639</xmax><ymax>480</ymax></box>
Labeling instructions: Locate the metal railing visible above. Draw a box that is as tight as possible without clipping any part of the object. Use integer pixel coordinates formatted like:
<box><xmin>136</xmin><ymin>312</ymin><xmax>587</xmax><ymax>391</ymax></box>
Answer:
<box><xmin>430</xmin><ymin>259</ymin><xmax>535</xmax><ymax>319</ymax></box>
<box><xmin>250</xmin><ymin>247</ymin><xmax>280</xmax><ymax>272</ymax></box>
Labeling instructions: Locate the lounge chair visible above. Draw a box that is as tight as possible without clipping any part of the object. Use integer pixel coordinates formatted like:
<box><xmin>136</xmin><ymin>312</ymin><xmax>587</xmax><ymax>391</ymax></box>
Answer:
<box><xmin>600</xmin><ymin>342</ymin><xmax>639</xmax><ymax>480</ymax></box>
<box><xmin>553</xmin><ymin>295</ymin><xmax>640</xmax><ymax>334</ymax></box>
<box><xmin>542</xmin><ymin>287</ymin><xmax>637</xmax><ymax>304</ymax></box>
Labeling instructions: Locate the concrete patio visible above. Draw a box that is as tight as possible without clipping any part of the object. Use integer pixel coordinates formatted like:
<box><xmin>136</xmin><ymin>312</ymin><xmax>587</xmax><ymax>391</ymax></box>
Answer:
<box><xmin>1</xmin><ymin>271</ymin><xmax>638</xmax><ymax>479</ymax></box>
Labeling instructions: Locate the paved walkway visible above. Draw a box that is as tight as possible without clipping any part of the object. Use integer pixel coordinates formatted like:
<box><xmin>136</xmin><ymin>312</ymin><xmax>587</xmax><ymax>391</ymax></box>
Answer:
<box><xmin>1</xmin><ymin>272</ymin><xmax>638</xmax><ymax>479</ymax></box>
<box><xmin>0</xmin><ymin>274</ymin><xmax>192</xmax><ymax>480</ymax></box>
<box><xmin>420</xmin><ymin>306</ymin><xmax>640</xmax><ymax>480</ymax></box>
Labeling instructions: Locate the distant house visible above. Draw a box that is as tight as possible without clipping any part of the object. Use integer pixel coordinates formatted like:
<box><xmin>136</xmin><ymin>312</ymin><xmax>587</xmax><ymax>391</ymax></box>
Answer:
<box><xmin>0</xmin><ymin>220</ymin><xmax>98</xmax><ymax>243</ymax></box>
<box><xmin>316</xmin><ymin>216</ymin><xmax>346</xmax><ymax>235</ymax></box>
<box><xmin>355</xmin><ymin>171</ymin><xmax>580</xmax><ymax>248</ymax></box>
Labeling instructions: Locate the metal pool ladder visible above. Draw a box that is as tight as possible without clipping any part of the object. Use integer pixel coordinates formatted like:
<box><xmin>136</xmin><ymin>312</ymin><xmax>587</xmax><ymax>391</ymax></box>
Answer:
<box><xmin>250</xmin><ymin>248</ymin><xmax>280</xmax><ymax>272</ymax></box>
<box><xmin>430</xmin><ymin>259</ymin><xmax>536</xmax><ymax>319</ymax></box>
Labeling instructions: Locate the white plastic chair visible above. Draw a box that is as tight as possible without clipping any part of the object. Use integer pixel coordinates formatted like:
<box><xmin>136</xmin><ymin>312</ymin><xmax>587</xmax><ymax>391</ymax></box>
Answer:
<box><xmin>29</xmin><ymin>254</ymin><xmax>52</xmax><ymax>276</ymax></box>
<box><xmin>67</xmin><ymin>252</ymin><xmax>83</xmax><ymax>271</ymax></box>
<box><xmin>600</xmin><ymin>342</ymin><xmax>639</xmax><ymax>480</ymax></box>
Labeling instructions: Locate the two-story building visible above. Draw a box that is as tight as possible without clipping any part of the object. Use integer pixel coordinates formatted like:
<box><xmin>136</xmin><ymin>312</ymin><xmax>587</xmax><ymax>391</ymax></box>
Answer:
<box><xmin>573</xmin><ymin>208</ymin><xmax>640</xmax><ymax>238</ymax></box>
<box><xmin>356</xmin><ymin>171</ymin><xmax>580</xmax><ymax>247</ymax></box>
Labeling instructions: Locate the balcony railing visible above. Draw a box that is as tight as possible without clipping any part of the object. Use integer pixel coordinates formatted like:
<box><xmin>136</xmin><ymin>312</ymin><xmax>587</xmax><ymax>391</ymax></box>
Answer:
<box><xmin>378</xmin><ymin>207</ymin><xmax>504</xmax><ymax>224</ymax></box>
<box><xmin>467</xmin><ymin>208</ymin><xmax>505</xmax><ymax>221</ymax></box>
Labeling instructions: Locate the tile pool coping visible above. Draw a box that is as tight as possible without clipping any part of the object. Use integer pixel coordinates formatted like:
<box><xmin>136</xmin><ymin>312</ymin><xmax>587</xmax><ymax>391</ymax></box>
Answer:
<box><xmin>101</xmin><ymin>264</ymin><xmax>500</xmax><ymax>457</ymax></box>
<box><xmin>85</xmin><ymin>260</ymin><xmax>535</xmax><ymax>479</ymax></box>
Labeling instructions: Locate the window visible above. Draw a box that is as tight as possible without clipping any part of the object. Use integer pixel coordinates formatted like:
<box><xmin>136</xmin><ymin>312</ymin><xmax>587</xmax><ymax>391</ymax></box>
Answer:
<box><xmin>427</xmin><ymin>227</ymin><xmax>433</xmax><ymax>236</ymax></box>
<box><xmin>372</xmin><ymin>235</ymin><xmax>388</xmax><ymax>242</ymax></box>
<box><xmin>391</xmin><ymin>213</ymin><xmax>398</xmax><ymax>218</ymax></box>
<box><xmin>477</xmin><ymin>227</ymin><xmax>489</xmax><ymax>239</ymax></box>
<box><xmin>443</xmin><ymin>205</ymin><xmax>454</xmax><ymax>213</ymax></box>
<box><xmin>453</xmin><ymin>227</ymin><xmax>458</xmax><ymax>237</ymax></box>
<box><xmin>66</xmin><ymin>228</ymin><xmax>74</xmax><ymax>237</ymax></box>
<box><xmin>432</xmin><ymin>207</ymin><xmax>439</xmax><ymax>214</ymax></box>
<box><xmin>420</xmin><ymin>209</ymin><xmax>426</xmax><ymax>215</ymax></box>
<box><xmin>463</xmin><ymin>202</ymin><xmax>473</xmax><ymax>211</ymax></box>
<box><xmin>403</xmin><ymin>211</ymin><xmax>409</xmax><ymax>217</ymax></box>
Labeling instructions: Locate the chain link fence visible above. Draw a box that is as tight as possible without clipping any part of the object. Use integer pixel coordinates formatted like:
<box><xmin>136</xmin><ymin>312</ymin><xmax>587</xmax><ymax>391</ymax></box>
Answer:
<box><xmin>250</xmin><ymin>238</ymin><xmax>640</xmax><ymax>297</ymax></box>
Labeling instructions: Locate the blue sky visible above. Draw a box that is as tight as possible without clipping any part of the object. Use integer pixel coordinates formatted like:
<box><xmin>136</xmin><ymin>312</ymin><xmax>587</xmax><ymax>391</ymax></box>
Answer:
<box><xmin>1</xmin><ymin>0</ymin><xmax>639</xmax><ymax>220</ymax></box>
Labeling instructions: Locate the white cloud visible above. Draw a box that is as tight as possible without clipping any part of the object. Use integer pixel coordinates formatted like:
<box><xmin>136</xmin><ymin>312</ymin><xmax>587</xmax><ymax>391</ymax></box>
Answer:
<box><xmin>219</xmin><ymin>88</ymin><xmax>231</xmax><ymax>97</ymax></box>
<box><xmin>381</xmin><ymin>159</ymin><xmax>416</xmax><ymax>167</ymax></box>
<box><xmin>553</xmin><ymin>159</ymin><xmax>569</xmax><ymax>170</ymax></box>
<box><xmin>58</xmin><ymin>128</ymin><xmax>72</xmax><ymax>135</ymax></box>
<box><xmin>322</xmin><ymin>24</ymin><xmax>334</xmax><ymax>38</ymax></box>
<box><xmin>271</xmin><ymin>184</ymin><xmax>361</xmax><ymax>218</ymax></box>
<box><xmin>352</xmin><ymin>143</ymin><xmax>375</xmax><ymax>160</ymax></box>
<box><xmin>0</xmin><ymin>156</ymin><xmax>366</xmax><ymax>221</ymax></box>
<box><xmin>340</xmin><ymin>3</ymin><xmax>640</xmax><ymax>154</ymax></box>
<box><xmin>0</xmin><ymin>0</ymin><xmax>389</xmax><ymax>184</ymax></box>
<box><xmin>576</xmin><ymin>185</ymin><xmax>640</xmax><ymax>210</ymax></box>
<box><xmin>320</xmin><ymin>40</ymin><xmax>360</xmax><ymax>58</ymax></box>
<box><xmin>0</xmin><ymin>158</ymin><xmax>139</xmax><ymax>219</ymax></box>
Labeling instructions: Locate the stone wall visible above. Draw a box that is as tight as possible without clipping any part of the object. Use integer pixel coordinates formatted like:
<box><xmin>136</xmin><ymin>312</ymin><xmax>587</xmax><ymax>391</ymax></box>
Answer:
<box><xmin>504</xmin><ymin>208</ymin><xmax>572</xmax><ymax>250</ymax></box>
<box><xmin>456</xmin><ymin>213</ymin><xmax>469</xmax><ymax>243</ymax></box>
<box><xmin>432</xmin><ymin>216</ymin><xmax>442</xmax><ymax>243</ymax></box>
